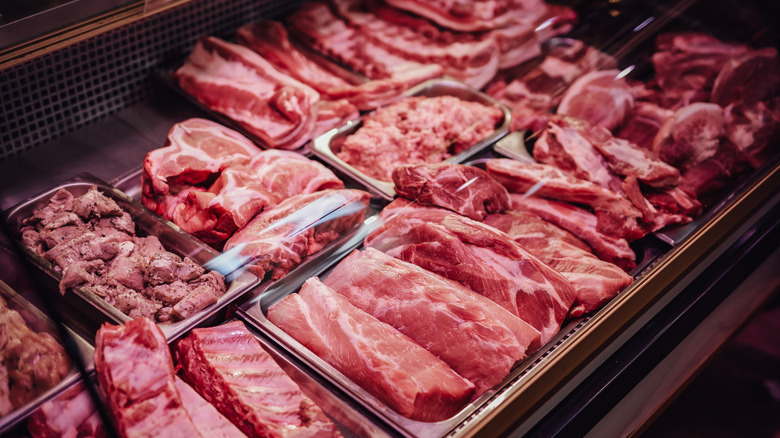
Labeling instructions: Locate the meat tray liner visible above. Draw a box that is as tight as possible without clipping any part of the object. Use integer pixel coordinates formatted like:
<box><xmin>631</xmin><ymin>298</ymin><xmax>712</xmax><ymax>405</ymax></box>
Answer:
<box><xmin>1</xmin><ymin>173</ymin><xmax>261</xmax><ymax>343</ymax></box>
<box><xmin>0</xmin><ymin>279</ymin><xmax>94</xmax><ymax>436</ymax></box>
<box><xmin>311</xmin><ymin>78</ymin><xmax>512</xmax><ymax>200</ymax></box>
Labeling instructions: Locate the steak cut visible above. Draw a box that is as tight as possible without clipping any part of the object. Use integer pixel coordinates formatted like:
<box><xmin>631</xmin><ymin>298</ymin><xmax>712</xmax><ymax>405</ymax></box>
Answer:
<box><xmin>509</xmin><ymin>194</ymin><xmax>636</xmax><ymax>270</ymax></box>
<box><xmin>323</xmin><ymin>248</ymin><xmax>541</xmax><ymax>395</ymax></box>
<box><xmin>174</xmin><ymin>321</ymin><xmax>340</xmax><ymax>437</ymax></box>
<box><xmin>267</xmin><ymin>278</ymin><xmax>475</xmax><ymax>422</ymax></box>
<box><xmin>222</xmin><ymin>189</ymin><xmax>369</xmax><ymax>280</ymax></box>
<box><xmin>364</xmin><ymin>207</ymin><xmax>576</xmax><ymax>344</ymax></box>
<box><xmin>336</xmin><ymin>95</ymin><xmax>503</xmax><ymax>181</ymax></box>
<box><xmin>392</xmin><ymin>163</ymin><xmax>510</xmax><ymax>221</ymax></box>
<box><xmin>142</xmin><ymin>118</ymin><xmax>258</xmax><ymax>218</ymax></box>
<box><xmin>484</xmin><ymin>210</ymin><xmax>633</xmax><ymax>318</ymax></box>
<box><xmin>557</xmin><ymin>69</ymin><xmax>637</xmax><ymax>131</ymax></box>
<box><xmin>95</xmin><ymin>318</ymin><xmax>202</xmax><ymax>438</ymax></box>
<box><xmin>173</xmin><ymin>37</ymin><xmax>320</xmax><ymax>150</ymax></box>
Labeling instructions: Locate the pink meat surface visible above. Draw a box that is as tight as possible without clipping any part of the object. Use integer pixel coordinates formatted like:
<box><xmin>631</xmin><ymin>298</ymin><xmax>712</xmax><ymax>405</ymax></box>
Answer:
<box><xmin>509</xmin><ymin>194</ymin><xmax>636</xmax><ymax>271</ymax></box>
<box><xmin>171</xmin><ymin>149</ymin><xmax>344</xmax><ymax>244</ymax></box>
<box><xmin>392</xmin><ymin>163</ymin><xmax>510</xmax><ymax>221</ymax></box>
<box><xmin>222</xmin><ymin>189</ymin><xmax>369</xmax><ymax>280</ymax></box>
<box><xmin>27</xmin><ymin>383</ymin><xmax>106</xmax><ymax>438</ymax></box>
<box><xmin>94</xmin><ymin>318</ymin><xmax>202</xmax><ymax>438</ymax></box>
<box><xmin>324</xmin><ymin>248</ymin><xmax>540</xmax><ymax>394</ymax></box>
<box><xmin>382</xmin><ymin>0</ymin><xmax>538</xmax><ymax>32</ymax></box>
<box><xmin>364</xmin><ymin>207</ymin><xmax>576</xmax><ymax>344</ymax></box>
<box><xmin>174</xmin><ymin>377</ymin><xmax>247</xmax><ymax>438</ymax></box>
<box><xmin>237</xmin><ymin>20</ymin><xmax>423</xmax><ymax>110</ymax></box>
<box><xmin>267</xmin><ymin>278</ymin><xmax>475</xmax><ymax>422</ymax></box>
<box><xmin>484</xmin><ymin>210</ymin><xmax>633</xmax><ymax>318</ymax></box>
<box><xmin>173</xmin><ymin>321</ymin><xmax>340</xmax><ymax>438</ymax></box>
<box><xmin>142</xmin><ymin>118</ymin><xmax>258</xmax><ymax>216</ymax></box>
<box><xmin>173</xmin><ymin>37</ymin><xmax>319</xmax><ymax>150</ymax></box>
<box><xmin>616</xmin><ymin>102</ymin><xmax>674</xmax><ymax>150</ymax></box>
<box><xmin>336</xmin><ymin>96</ymin><xmax>503</xmax><ymax>181</ymax></box>
<box><xmin>557</xmin><ymin>69</ymin><xmax>637</xmax><ymax>131</ymax></box>
<box><xmin>653</xmin><ymin>102</ymin><xmax>726</xmax><ymax>172</ymax></box>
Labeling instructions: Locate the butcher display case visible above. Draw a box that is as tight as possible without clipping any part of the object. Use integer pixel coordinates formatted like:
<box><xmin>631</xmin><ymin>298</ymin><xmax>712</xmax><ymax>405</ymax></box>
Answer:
<box><xmin>0</xmin><ymin>0</ymin><xmax>779</xmax><ymax>436</ymax></box>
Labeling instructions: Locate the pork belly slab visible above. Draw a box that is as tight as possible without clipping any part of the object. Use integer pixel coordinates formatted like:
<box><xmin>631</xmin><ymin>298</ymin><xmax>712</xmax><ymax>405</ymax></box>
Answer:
<box><xmin>173</xmin><ymin>37</ymin><xmax>319</xmax><ymax>150</ymax></box>
<box><xmin>484</xmin><ymin>210</ymin><xmax>633</xmax><ymax>318</ymax></box>
<box><xmin>95</xmin><ymin>318</ymin><xmax>202</xmax><ymax>438</ymax></box>
<box><xmin>392</xmin><ymin>163</ymin><xmax>510</xmax><ymax>221</ymax></box>
<box><xmin>365</xmin><ymin>205</ymin><xmax>575</xmax><ymax>344</ymax></box>
<box><xmin>323</xmin><ymin>248</ymin><xmax>540</xmax><ymax>395</ymax></box>
<box><xmin>267</xmin><ymin>277</ymin><xmax>475</xmax><ymax>422</ymax></box>
<box><xmin>174</xmin><ymin>321</ymin><xmax>340</xmax><ymax>438</ymax></box>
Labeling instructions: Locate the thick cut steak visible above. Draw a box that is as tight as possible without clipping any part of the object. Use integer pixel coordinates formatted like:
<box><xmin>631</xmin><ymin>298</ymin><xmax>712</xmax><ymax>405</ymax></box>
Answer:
<box><xmin>392</xmin><ymin>163</ymin><xmax>510</xmax><ymax>221</ymax></box>
<box><xmin>557</xmin><ymin>69</ymin><xmax>637</xmax><ymax>131</ymax></box>
<box><xmin>364</xmin><ymin>207</ymin><xmax>576</xmax><ymax>344</ymax></box>
<box><xmin>173</xmin><ymin>37</ymin><xmax>319</xmax><ymax>150</ymax></box>
<box><xmin>268</xmin><ymin>278</ymin><xmax>475</xmax><ymax>422</ymax></box>
<box><xmin>174</xmin><ymin>321</ymin><xmax>340</xmax><ymax>438</ymax></box>
<box><xmin>485</xmin><ymin>210</ymin><xmax>633</xmax><ymax>318</ymax></box>
<box><xmin>95</xmin><ymin>318</ymin><xmax>202</xmax><ymax>438</ymax></box>
<box><xmin>222</xmin><ymin>189</ymin><xmax>369</xmax><ymax>280</ymax></box>
<box><xmin>323</xmin><ymin>248</ymin><xmax>540</xmax><ymax>395</ymax></box>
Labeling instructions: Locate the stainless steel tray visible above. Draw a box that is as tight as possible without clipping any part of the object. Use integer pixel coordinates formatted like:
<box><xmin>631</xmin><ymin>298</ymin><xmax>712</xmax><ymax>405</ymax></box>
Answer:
<box><xmin>0</xmin><ymin>279</ymin><xmax>94</xmax><ymax>436</ymax></box>
<box><xmin>311</xmin><ymin>78</ymin><xmax>512</xmax><ymax>200</ymax></box>
<box><xmin>1</xmin><ymin>173</ymin><xmax>261</xmax><ymax>343</ymax></box>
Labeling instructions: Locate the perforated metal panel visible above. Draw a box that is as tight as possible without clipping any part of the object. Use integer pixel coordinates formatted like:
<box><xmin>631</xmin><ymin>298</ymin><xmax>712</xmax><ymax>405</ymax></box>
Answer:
<box><xmin>0</xmin><ymin>0</ymin><xmax>307</xmax><ymax>161</ymax></box>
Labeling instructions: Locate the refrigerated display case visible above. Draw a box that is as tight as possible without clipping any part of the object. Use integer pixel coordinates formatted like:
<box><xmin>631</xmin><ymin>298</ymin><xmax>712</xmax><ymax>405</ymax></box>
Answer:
<box><xmin>0</xmin><ymin>0</ymin><xmax>778</xmax><ymax>436</ymax></box>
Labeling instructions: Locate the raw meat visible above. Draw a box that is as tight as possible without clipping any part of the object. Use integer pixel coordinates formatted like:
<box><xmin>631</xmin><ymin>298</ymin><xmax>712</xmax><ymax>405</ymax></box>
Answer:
<box><xmin>222</xmin><ymin>189</ymin><xmax>369</xmax><ymax>280</ymax></box>
<box><xmin>173</xmin><ymin>37</ymin><xmax>320</xmax><ymax>150</ymax></box>
<box><xmin>382</xmin><ymin>0</ymin><xmax>540</xmax><ymax>32</ymax></box>
<box><xmin>0</xmin><ymin>297</ymin><xmax>70</xmax><ymax>416</ymax></box>
<box><xmin>557</xmin><ymin>69</ymin><xmax>637</xmax><ymax>131</ymax></box>
<box><xmin>364</xmin><ymin>207</ymin><xmax>576</xmax><ymax>344</ymax></box>
<box><xmin>237</xmin><ymin>21</ymin><xmax>421</xmax><ymax>110</ymax></box>
<box><xmin>484</xmin><ymin>210</ymin><xmax>633</xmax><ymax>318</ymax></box>
<box><xmin>21</xmin><ymin>187</ymin><xmax>227</xmax><ymax>323</ymax></box>
<box><xmin>711</xmin><ymin>48</ymin><xmax>780</xmax><ymax>107</ymax></box>
<box><xmin>509</xmin><ymin>194</ymin><xmax>636</xmax><ymax>270</ymax></box>
<box><xmin>336</xmin><ymin>95</ymin><xmax>503</xmax><ymax>181</ymax></box>
<box><xmin>392</xmin><ymin>163</ymin><xmax>510</xmax><ymax>221</ymax></box>
<box><xmin>313</xmin><ymin>98</ymin><xmax>360</xmax><ymax>137</ymax></box>
<box><xmin>268</xmin><ymin>278</ymin><xmax>475</xmax><ymax>422</ymax></box>
<box><xmin>287</xmin><ymin>2</ymin><xmax>443</xmax><ymax>82</ymax></box>
<box><xmin>95</xmin><ymin>318</ymin><xmax>202</xmax><ymax>438</ymax></box>
<box><xmin>486</xmin><ymin>40</ymin><xmax>615</xmax><ymax>132</ymax></box>
<box><xmin>174</xmin><ymin>377</ymin><xmax>247</xmax><ymax>438</ymax></box>
<box><xmin>616</xmin><ymin>102</ymin><xmax>674</xmax><ymax>150</ymax></box>
<box><xmin>142</xmin><ymin>118</ymin><xmax>258</xmax><ymax>218</ymax></box>
<box><xmin>650</xmin><ymin>32</ymin><xmax>749</xmax><ymax>109</ymax></box>
<box><xmin>170</xmin><ymin>149</ymin><xmax>344</xmax><ymax>244</ymax></box>
<box><xmin>724</xmin><ymin>100</ymin><xmax>780</xmax><ymax>169</ymax></box>
<box><xmin>27</xmin><ymin>382</ymin><xmax>106</xmax><ymax>438</ymax></box>
<box><xmin>173</xmin><ymin>321</ymin><xmax>339</xmax><ymax>437</ymax></box>
<box><xmin>653</xmin><ymin>102</ymin><xmax>726</xmax><ymax>171</ymax></box>
<box><xmin>324</xmin><ymin>248</ymin><xmax>540</xmax><ymax>394</ymax></box>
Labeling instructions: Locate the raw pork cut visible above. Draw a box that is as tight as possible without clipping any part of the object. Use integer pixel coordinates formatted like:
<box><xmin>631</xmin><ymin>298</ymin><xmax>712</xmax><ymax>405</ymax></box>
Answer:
<box><xmin>364</xmin><ymin>207</ymin><xmax>576</xmax><ymax>344</ymax></box>
<box><xmin>237</xmin><ymin>21</ymin><xmax>420</xmax><ymax>110</ymax></box>
<box><xmin>174</xmin><ymin>321</ymin><xmax>340</xmax><ymax>437</ymax></box>
<box><xmin>286</xmin><ymin>2</ymin><xmax>443</xmax><ymax>83</ymax></box>
<box><xmin>222</xmin><ymin>189</ymin><xmax>369</xmax><ymax>280</ymax></box>
<box><xmin>392</xmin><ymin>163</ymin><xmax>510</xmax><ymax>221</ymax></box>
<box><xmin>171</xmin><ymin>149</ymin><xmax>344</xmax><ymax>244</ymax></box>
<box><xmin>616</xmin><ymin>102</ymin><xmax>674</xmax><ymax>150</ymax></box>
<box><xmin>653</xmin><ymin>102</ymin><xmax>726</xmax><ymax>172</ymax></box>
<box><xmin>557</xmin><ymin>69</ymin><xmax>637</xmax><ymax>131</ymax></box>
<box><xmin>324</xmin><ymin>248</ymin><xmax>540</xmax><ymax>395</ymax></box>
<box><xmin>509</xmin><ymin>194</ymin><xmax>636</xmax><ymax>270</ymax></box>
<box><xmin>173</xmin><ymin>37</ymin><xmax>319</xmax><ymax>150</ymax></box>
<box><xmin>95</xmin><ymin>318</ymin><xmax>202</xmax><ymax>438</ymax></box>
<box><xmin>142</xmin><ymin>118</ymin><xmax>258</xmax><ymax>218</ymax></box>
<box><xmin>724</xmin><ymin>100</ymin><xmax>780</xmax><ymax>169</ymax></box>
<box><xmin>484</xmin><ymin>210</ymin><xmax>633</xmax><ymax>317</ymax></box>
<box><xmin>710</xmin><ymin>48</ymin><xmax>780</xmax><ymax>107</ymax></box>
<box><xmin>313</xmin><ymin>98</ymin><xmax>360</xmax><ymax>137</ymax></box>
<box><xmin>267</xmin><ymin>278</ymin><xmax>475</xmax><ymax>422</ymax></box>
<box><xmin>336</xmin><ymin>96</ymin><xmax>503</xmax><ymax>181</ymax></box>
<box><xmin>174</xmin><ymin>377</ymin><xmax>247</xmax><ymax>438</ymax></box>
<box><xmin>383</xmin><ymin>0</ymin><xmax>540</xmax><ymax>32</ymax></box>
